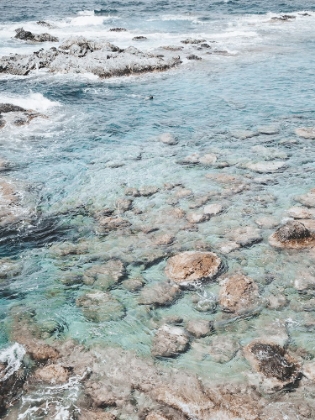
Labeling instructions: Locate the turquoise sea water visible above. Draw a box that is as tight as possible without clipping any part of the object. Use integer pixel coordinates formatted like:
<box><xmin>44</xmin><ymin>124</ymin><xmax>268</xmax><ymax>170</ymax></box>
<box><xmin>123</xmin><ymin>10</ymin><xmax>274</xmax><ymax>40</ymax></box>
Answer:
<box><xmin>1</xmin><ymin>1</ymin><xmax>315</xmax><ymax>418</ymax></box>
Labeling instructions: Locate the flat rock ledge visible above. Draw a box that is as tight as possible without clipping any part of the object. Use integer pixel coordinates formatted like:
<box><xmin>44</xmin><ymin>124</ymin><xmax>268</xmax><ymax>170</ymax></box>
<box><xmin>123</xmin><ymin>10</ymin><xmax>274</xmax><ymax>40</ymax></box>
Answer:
<box><xmin>269</xmin><ymin>220</ymin><xmax>315</xmax><ymax>249</ymax></box>
<box><xmin>165</xmin><ymin>251</ymin><xmax>222</xmax><ymax>286</ymax></box>
<box><xmin>0</xmin><ymin>36</ymin><xmax>182</xmax><ymax>77</ymax></box>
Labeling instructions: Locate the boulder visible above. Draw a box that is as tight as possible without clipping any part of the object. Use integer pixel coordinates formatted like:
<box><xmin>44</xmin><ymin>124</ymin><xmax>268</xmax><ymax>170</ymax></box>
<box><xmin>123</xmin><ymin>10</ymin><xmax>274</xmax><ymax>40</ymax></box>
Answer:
<box><xmin>139</xmin><ymin>281</ymin><xmax>181</xmax><ymax>306</ymax></box>
<box><xmin>151</xmin><ymin>325</ymin><xmax>189</xmax><ymax>357</ymax></box>
<box><xmin>165</xmin><ymin>251</ymin><xmax>222</xmax><ymax>286</ymax></box>
<box><xmin>186</xmin><ymin>319</ymin><xmax>213</xmax><ymax>338</ymax></box>
<box><xmin>76</xmin><ymin>291</ymin><xmax>125</xmax><ymax>322</ymax></box>
<box><xmin>243</xmin><ymin>340</ymin><xmax>300</xmax><ymax>391</ymax></box>
<box><xmin>269</xmin><ymin>220</ymin><xmax>315</xmax><ymax>249</ymax></box>
<box><xmin>219</xmin><ymin>273</ymin><xmax>260</xmax><ymax>313</ymax></box>
<box><xmin>83</xmin><ymin>260</ymin><xmax>125</xmax><ymax>290</ymax></box>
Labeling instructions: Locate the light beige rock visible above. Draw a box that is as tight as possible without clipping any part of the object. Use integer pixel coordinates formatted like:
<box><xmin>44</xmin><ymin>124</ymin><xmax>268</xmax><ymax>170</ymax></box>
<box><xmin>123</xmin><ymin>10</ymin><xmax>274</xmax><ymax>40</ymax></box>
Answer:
<box><xmin>295</xmin><ymin>127</ymin><xmax>315</xmax><ymax>139</ymax></box>
<box><xmin>246</xmin><ymin>161</ymin><xmax>286</xmax><ymax>173</ymax></box>
<box><xmin>199</xmin><ymin>153</ymin><xmax>217</xmax><ymax>165</ymax></box>
<box><xmin>295</xmin><ymin>189</ymin><xmax>315</xmax><ymax>207</ymax></box>
<box><xmin>287</xmin><ymin>206</ymin><xmax>315</xmax><ymax>219</ymax></box>
<box><xmin>208</xmin><ymin>335</ymin><xmax>240</xmax><ymax>363</ymax></box>
<box><xmin>219</xmin><ymin>274</ymin><xmax>259</xmax><ymax>313</ymax></box>
<box><xmin>139</xmin><ymin>282</ymin><xmax>181</xmax><ymax>306</ymax></box>
<box><xmin>186</xmin><ymin>212</ymin><xmax>209</xmax><ymax>224</ymax></box>
<box><xmin>203</xmin><ymin>203</ymin><xmax>223</xmax><ymax>216</ymax></box>
<box><xmin>186</xmin><ymin>319</ymin><xmax>212</xmax><ymax>338</ymax></box>
<box><xmin>34</xmin><ymin>364</ymin><xmax>69</xmax><ymax>384</ymax></box>
<box><xmin>165</xmin><ymin>251</ymin><xmax>222</xmax><ymax>286</ymax></box>
<box><xmin>151</xmin><ymin>325</ymin><xmax>189</xmax><ymax>357</ymax></box>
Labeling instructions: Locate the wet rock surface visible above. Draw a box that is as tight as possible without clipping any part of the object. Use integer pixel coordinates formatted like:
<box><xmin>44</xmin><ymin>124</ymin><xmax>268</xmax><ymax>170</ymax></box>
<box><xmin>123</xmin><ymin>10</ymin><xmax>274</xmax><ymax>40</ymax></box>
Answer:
<box><xmin>151</xmin><ymin>325</ymin><xmax>190</xmax><ymax>357</ymax></box>
<box><xmin>165</xmin><ymin>251</ymin><xmax>222</xmax><ymax>286</ymax></box>
<box><xmin>14</xmin><ymin>27</ymin><xmax>59</xmax><ymax>42</ymax></box>
<box><xmin>0</xmin><ymin>36</ymin><xmax>181</xmax><ymax>77</ymax></box>
<box><xmin>269</xmin><ymin>220</ymin><xmax>315</xmax><ymax>249</ymax></box>
<box><xmin>219</xmin><ymin>273</ymin><xmax>260</xmax><ymax>313</ymax></box>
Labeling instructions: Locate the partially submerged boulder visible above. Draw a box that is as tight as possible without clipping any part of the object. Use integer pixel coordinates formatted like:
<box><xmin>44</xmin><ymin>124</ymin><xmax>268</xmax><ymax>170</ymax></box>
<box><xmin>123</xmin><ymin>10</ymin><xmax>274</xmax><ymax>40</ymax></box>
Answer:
<box><xmin>151</xmin><ymin>325</ymin><xmax>189</xmax><ymax>357</ymax></box>
<box><xmin>14</xmin><ymin>27</ymin><xmax>58</xmax><ymax>42</ymax></box>
<box><xmin>244</xmin><ymin>340</ymin><xmax>300</xmax><ymax>391</ymax></box>
<box><xmin>219</xmin><ymin>274</ymin><xmax>260</xmax><ymax>314</ymax></box>
<box><xmin>76</xmin><ymin>291</ymin><xmax>125</xmax><ymax>322</ymax></box>
<box><xmin>295</xmin><ymin>127</ymin><xmax>315</xmax><ymax>139</ymax></box>
<box><xmin>165</xmin><ymin>251</ymin><xmax>222</xmax><ymax>286</ymax></box>
<box><xmin>139</xmin><ymin>281</ymin><xmax>181</xmax><ymax>306</ymax></box>
<box><xmin>269</xmin><ymin>220</ymin><xmax>315</xmax><ymax>249</ymax></box>
<box><xmin>83</xmin><ymin>260</ymin><xmax>125</xmax><ymax>290</ymax></box>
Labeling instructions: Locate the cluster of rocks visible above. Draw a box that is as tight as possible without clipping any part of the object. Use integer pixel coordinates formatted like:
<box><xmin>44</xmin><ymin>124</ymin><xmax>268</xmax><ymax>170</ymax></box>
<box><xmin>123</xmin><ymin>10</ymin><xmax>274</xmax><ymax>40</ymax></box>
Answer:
<box><xmin>14</xmin><ymin>27</ymin><xmax>59</xmax><ymax>43</ymax></box>
<box><xmin>0</xmin><ymin>103</ymin><xmax>44</xmax><ymax>129</ymax></box>
<box><xmin>0</xmin><ymin>36</ymin><xmax>182</xmax><ymax>77</ymax></box>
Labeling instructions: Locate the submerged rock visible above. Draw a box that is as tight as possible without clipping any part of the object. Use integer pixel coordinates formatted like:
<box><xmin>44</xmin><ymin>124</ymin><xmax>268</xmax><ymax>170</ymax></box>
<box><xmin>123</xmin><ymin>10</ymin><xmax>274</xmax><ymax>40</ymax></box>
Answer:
<box><xmin>79</xmin><ymin>410</ymin><xmax>116</xmax><ymax>420</ymax></box>
<box><xmin>151</xmin><ymin>325</ymin><xmax>189</xmax><ymax>357</ymax></box>
<box><xmin>159</xmin><ymin>133</ymin><xmax>178</xmax><ymax>145</ymax></box>
<box><xmin>208</xmin><ymin>335</ymin><xmax>240</xmax><ymax>363</ymax></box>
<box><xmin>295</xmin><ymin>189</ymin><xmax>315</xmax><ymax>207</ymax></box>
<box><xmin>76</xmin><ymin>291</ymin><xmax>125</xmax><ymax>322</ymax></box>
<box><xmin>14</xmin><ymin>27</ymin><xmax>58</xmax><ymax>42</ymax></box>
<box><xmin>219</xmin><ymin>273</ymin><xmax>260</xmax><ymax>314</ymax></box>
<box><xmin>244</xmin><ymin>340</ymin><xmax>300</xmax><ymax>391</ymax></box>
<box><xmin>269</xmin><ymin>220</ymin><xmax>315</xmax><ymax>249</ymax></box>
<box><xmin>83</xmin><ymin>260</ymin><xmax>125</xmax><ymax>290</ymax></box>
<box><xmin>228</xmin><ymin>226</ymin><xmax>262</xmax><ymax>247</ymax></box>
<box><xmin>186</xmin><ymin>319</ymin><xmax>213</xmax><ymax>338</ymax></box>
<box><xmin>139</xmin><ymin>281</ymin><xmax>181</xmax><ymax>306</ymax></box>
<box><xmin>165</xmin><ymin>251</ymin><xmax>222</xmax><ymax>286</ymax></box>
<box><xmin>246</xmin><ymin>161</ymin><xmax>286</xmax><ymax>173</ymax></box>
<box><xmin>203</xmin><ymin>203</ymin><xmax>223</xmax><ymax>216</ymax></box>
<box><xmin>0</xmin><ymin>36</ymin><xmax>181</xmax><ymax>77</ymax></box>
<box><xmin>295</xmin><ymin>127</ymin><xmax>315</xmax><ymax>139</ymax></box>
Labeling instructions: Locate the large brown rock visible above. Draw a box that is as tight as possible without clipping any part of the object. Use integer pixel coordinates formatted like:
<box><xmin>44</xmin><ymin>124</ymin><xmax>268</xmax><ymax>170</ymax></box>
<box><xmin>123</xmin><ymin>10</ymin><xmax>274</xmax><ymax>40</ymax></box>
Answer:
<box><xmin>269</xmin><ymin>220</ymin><xmax>315</xmax><ymax>249</ymax></box>
<box><xmin>244</xmin><ymin>340</ymin><xmax>300</xmax><ymax>392</ymax></box>
<box><xmin>219</xmin><ymin>274</ymin><xmax>260</xmax><ymax>313</ymax></box>
<box><xmin>151</xmin><ymin>325</ymin><xmax>189</xmax><ymax>358</ymax></box>
<box><xmin>165</xmin><ymin>251</ymin><xmax>222</xmax><ymax>286</ymax></box>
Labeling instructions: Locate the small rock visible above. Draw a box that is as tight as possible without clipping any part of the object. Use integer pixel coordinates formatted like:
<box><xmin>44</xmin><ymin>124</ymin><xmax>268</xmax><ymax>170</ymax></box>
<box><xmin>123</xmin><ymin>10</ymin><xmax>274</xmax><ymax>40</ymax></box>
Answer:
<box><xmin>151</xmin><ymin>325</ymin><xmax>189</xmax><ymax>357</ymax></box>
<box><xmin>257</xmin><ymin>125</ymin><xmax>280</xmax><ymax>135</ymax></box>
<box><xmin>208</xmin><ymin>335</ymin><xmax>240</xmax><ymax>363</ymax></box>
<box><xmin>203</xmin><ymin>203</ymin><xmax>223</xmax><ymax>216</ymax></box>
<box><xmin>159</xmin><ymin>133</ymin><xmax>178</xmax><ymax>145</ymax></box>
<box><xmin>255</xmin><ymin>216</ymin><xmax>278</xmax><ymax>229</ymax></box>
<box><xmin>165</xmin><ymin>251</ymin><xmax>222</xmax><ymax>286</ymax></box>
<box><xmin>139</xmin><ymin>186</ymin><xmax>159</xmax><ymax>196</ymax></box>
<box><xmin>98</xmin><ymin>216</ymin><xmax>131</xmax><ymax>231</ymax></box>
<box><xmin>115</xmin><ymin>198</ymin><xmax>133</xmax><ymax>212</ymax></box>
<box><xmin>34</xmin><ymin>364</ymin><xmax>70</xmax><ymax>384</ymax></box>
<box><xmin>287</xmin><ymin>206</ymin><xmax>315</xmax><ymax>219</ymax></box>
<box><xmin>187</xmin><ymin>54</ymin><xmax>202</xmax><ymax>60</ymax></box>
<box><xmin>186</xmin><ymin>319</ymin><xmax>213</xmax><ymax>338</ymax></box>
<box><xmin>192</xmin><ymin>292</ymin><xmax>217</xmax><ymax>313</ymax></box>
<box><xmin>246</xmin><ymin>161</ymin><xmax>286</xmax><ymax>173</ymax></box>
<box><xmin>125</xmin><ymin>187</ymin><xmax>140</xmax><ymax>197</ymax></box>
<box><xmin>199</xmin><ymin>153</ymin><xmax>217</xmax><ymax>165</ymax></box>
<box><xmin>219</xmin><ymin>273</ymin><xmax>260</xmax><ymax>314</ymax></box>
<box><xmin>133</xmin><ymin>36</ymin><xmax>147</xmax><ymax>40</ymax></box>
<box><xmin>219</xmin><ymin>241</ymin><xmax>240</xmax><ymax>254</ymax></box>
<box><xmin>83</xmin><ymin>260</ymin><xmax>125</xmax><ymax>290</ymax></box>
<box><xmin>295</xmin><ymin>189</ymin><xmax>315</xmax><ymax>207</ymax></box>
<box><xmin>109</xmin><ymin>27</ymin><xmax>127</xmax><ymax>32</ymax></box>
<box><xmin>175</xmin><ymin>187</ymin><xmax>192</xmax><ymax>198</ymax></box>
<box><xmin>122</xmin><ymin>277</ymin><xmax>145</xmax><ymax>292</ymax></box>
<box><xmin>187</xmin><ymin>212</ymin><xmax>209</xmax><ymax>224</ymax></box>
<box><xmin>295</xmin><ymin>127</ymin><xmax>315</xmax><ymax>139</ymax></box>
<box><xmin>228</xmin><ymin>226</ymin><xmax>262</xmax><ymax>247</ymax></box>
<box><xmin>139</xmin><ymin>281</ymin><xmax>181</xmax><ymax>306</ymax></box>
<box><xmin>269</xmin><ymin>220</ymin><xmax>315</xmax><ymax>249</ymax></box>
<box><xmin>153</xmin><ymin>233</ymin><xmax>175</xmax><ymax>245</ymax></box>
<box><xmin>76</xmin><ymin>291</ymin><xmax>125</xmax><ymax>322</ymax></box>
<box><xmin>181</xmin><ymin>38</ymin><xmax>206</xmax><ymax>44</ymax></box>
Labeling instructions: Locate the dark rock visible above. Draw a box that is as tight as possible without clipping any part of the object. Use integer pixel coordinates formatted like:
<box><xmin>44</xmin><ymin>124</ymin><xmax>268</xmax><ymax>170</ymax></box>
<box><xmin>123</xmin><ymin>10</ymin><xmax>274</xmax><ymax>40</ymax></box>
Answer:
<box><xmin>187</xmin><ymin>54</ymin><xmax>202</xmax><ymax>60</ymax></box>
<box><xmin>109</xmin><ymin>28</ymin><xmax>127</xmax><ymax>32</ymax></box>
<box><xmin>14</xmin><ymin>27</ymin><xmax>58</xmax><ymax>42</ymax></box>
<box><xmin>0</xmin><ymin>103</ymin><xmax>26</xmax><ymax>113</ymax></box>
<box><xmin>36</xmin><ymin>21</ymin><xmax>54</xmax><ymax>28</ymax></box>
<box><xmin>181</xmin><ymin>38</ymin><xmax>206</xmax><ymax>44</ymax></box>
<box><xmin>133</xmin><ymin>36</ymin><xmax>147</xmax><ymax>41</ymax></box>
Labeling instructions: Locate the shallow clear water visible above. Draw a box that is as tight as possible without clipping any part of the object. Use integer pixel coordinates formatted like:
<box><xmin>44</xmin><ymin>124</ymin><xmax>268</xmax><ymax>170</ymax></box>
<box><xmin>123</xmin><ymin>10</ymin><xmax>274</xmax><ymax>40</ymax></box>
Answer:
<box><xmin>1</xmin><ymin>0</ymin><xmax>315</xmax><ymax>418</ymax></box>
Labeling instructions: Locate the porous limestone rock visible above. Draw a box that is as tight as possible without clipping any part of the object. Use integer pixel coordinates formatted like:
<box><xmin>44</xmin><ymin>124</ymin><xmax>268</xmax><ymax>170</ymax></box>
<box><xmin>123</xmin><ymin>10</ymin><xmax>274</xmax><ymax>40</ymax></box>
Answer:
<box><xmin>269</xmin><ymin>220</ymin><xmax>315</xmax><ymax>249</ymax></box>
<box><xmin>165</xmin><ymin>251</ymin><xmax>222</xmax><ymax>286</ymax></box>
<box><xmin>151</xmin><ymin>325</ymin><xmax>189</xmax><ymax>357</ymax></box>
<box><xmin>76</xmin><ymin>291</ymin><xmax>125</xmax><ymax>322</ymax></box>
<box><xmin>219</xmin><ymin>273</ymin><xmax>260</xmax><ymax>314</ymax></box>
<box><xmin>139</xmin><ymin>281</ymin><xmax>181</xmax><ymax>306</ymax></box>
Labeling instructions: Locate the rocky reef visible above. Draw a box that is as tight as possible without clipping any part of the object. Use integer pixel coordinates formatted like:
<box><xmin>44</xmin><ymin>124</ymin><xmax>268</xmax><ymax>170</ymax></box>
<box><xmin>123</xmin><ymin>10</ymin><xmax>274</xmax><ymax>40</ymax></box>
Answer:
<box><xmin>0</xmin><ymin>36</ymin><xmax>181</xmax><ymax>77</ymax></box>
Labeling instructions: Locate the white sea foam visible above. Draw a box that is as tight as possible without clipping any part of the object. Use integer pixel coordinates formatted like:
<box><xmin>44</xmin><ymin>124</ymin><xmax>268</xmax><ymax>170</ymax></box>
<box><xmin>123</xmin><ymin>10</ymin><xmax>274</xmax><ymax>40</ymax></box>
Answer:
<box><xmin>1</xmin><ymin>92</ymin><xmax>61</xmax><ymax>112</ymax></box>
<box><xmin>0</xmin><ymin>342</ymin><xmax>26</xmax><ymax>381</ymax></box>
